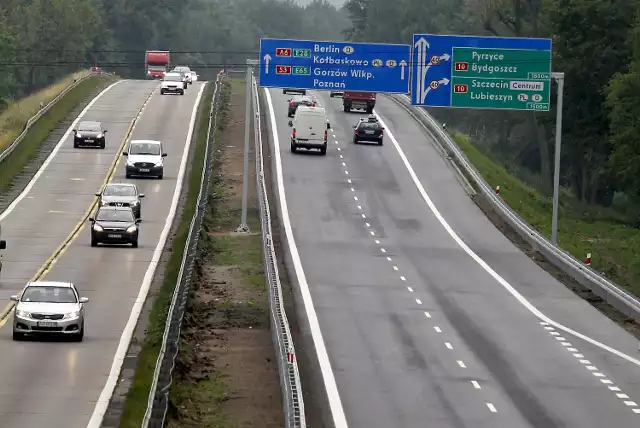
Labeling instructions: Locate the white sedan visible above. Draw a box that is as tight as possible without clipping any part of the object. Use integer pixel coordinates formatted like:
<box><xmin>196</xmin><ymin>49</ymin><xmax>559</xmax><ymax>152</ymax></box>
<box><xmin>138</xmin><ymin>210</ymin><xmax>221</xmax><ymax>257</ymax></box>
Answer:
<box><xmin>190</xmin><ymin>71</ymin><xmax>198</xmax><ymax>82</ymax></box>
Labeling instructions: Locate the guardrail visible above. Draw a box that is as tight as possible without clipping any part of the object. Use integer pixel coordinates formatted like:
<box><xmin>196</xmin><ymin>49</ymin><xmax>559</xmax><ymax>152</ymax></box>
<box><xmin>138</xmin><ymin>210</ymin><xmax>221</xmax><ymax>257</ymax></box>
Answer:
<box><xmin>386</xmin><ymin>93</ymin><xmax>640</xmax><ymax>324</ymax></box>
<box><xmin>142</xmin><ymin>75</ymin><xmax>223</xmax><ymax>427</ymax></box>
<box><xmin>0</xmin><ymin>71</ymin><xmax>103</xmax><ymax>165</ymax></box>
<box><xmin>251</xmin><ymin>74</ymin><xmax>306</xmax><ymax>427</ymax></box>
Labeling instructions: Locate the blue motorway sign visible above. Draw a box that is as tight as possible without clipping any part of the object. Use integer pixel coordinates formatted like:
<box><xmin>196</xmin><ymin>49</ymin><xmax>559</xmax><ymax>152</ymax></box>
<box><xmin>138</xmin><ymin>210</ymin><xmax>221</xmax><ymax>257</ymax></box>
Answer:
<box><xmin>411</xmin><ymin>34</ymin><xmax>552</xmax><ymax>111</ymax></box>
<box><xmin>259</xmin><ymin>38</ymin><xmax>411</xmax><ymax>93</ymax></box>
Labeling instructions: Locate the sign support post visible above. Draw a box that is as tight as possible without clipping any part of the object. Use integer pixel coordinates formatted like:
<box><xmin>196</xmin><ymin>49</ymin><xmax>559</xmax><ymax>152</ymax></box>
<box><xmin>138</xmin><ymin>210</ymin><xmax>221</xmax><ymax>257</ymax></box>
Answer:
<box><xmin>551</xmin><ymin>72</ymin><xmax>564</xmax><ymax>246</ymax></box>
<box><xmin>237</xmin><ymin>59</ymin><xmax>259</xmax><ymax>233</ymax></box>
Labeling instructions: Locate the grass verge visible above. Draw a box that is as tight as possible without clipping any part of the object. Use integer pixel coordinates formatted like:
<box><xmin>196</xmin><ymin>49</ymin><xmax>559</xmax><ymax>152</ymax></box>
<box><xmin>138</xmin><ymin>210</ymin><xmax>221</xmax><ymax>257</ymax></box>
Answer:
<box><xmin>0</xmin><ymin>70</ymin><xmax>91</xmax><ymax>151</ymax></box>
<box><xmin>452</xmin><ymin>131</ymin><xmax>640</xmax><ymax>299</ymax></box>
<box><xmin>0</xmin><ymin>74</ymin><xmax>112</xmax><ymax>194</ymax></box>
<box><xmin>118</xmin><ymin>81</ymin><xmax>216</xmax><ymax>428</ymax></box>
<box><xmin>166</xmin><ymin>78</ymin><xmax>282</xmax><ymax>427</ymax></box>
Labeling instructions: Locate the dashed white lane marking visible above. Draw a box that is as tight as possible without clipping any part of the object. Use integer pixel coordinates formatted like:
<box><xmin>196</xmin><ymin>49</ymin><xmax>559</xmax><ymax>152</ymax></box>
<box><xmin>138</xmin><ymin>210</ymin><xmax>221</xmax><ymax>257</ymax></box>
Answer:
<box><xmin>361</xmin><ymin>213</ymin><xmax>366</xmax><ymax>218</ymax></box>
<box><xmin>386</xmin><ymin>256</ymin><xmax>392</xmax><ymax>261</ymax></box>
<box><xmin>445</xmin><ymin>342</ymin><xmax>453</xmax><ymax>350</ymax></box>
<box><xmin>457</xmin><ymin>360</ymin><xmax>467</xmax><ymax>368</ymax></box>
<box><xmin>472</xmin><ymin>381</ymin><xmax>481</xmax><ymax>389</ymax></box>
<box><xmin>415</xmin><ymin>299</ymin><xmax>422</xmax><ymax>305</ymax></box>
<box><xmin>541</xmin><ymin>320</ymin><xmax>639</xmax><ymax>413</ymax></box>
<box><xmin>392</xmin><ymin>266</ymin><xmax>399</xmax><ymax>271</ymax></box>
<box><xmin>407</xmin><ymin>287</ymin><xmax>414</xmax><ymax>292</ymax></box>
<box><xmin>424</xmin><ymin>311</ymin><xmax>431</xmax><ymax>318</ymax></box>
<box><xmin>487</xmin><ymin>403</ymin><xmax>497</xmax><ymax>413</ymax></box>
<box><xmin>434</xmin><ymin>326</ymin><xmax>442</xmax><ymax>333</ymax></box>
<box><xmin>380</xmin><ymin>248</ymin><xmax>386</xmax><ymax>253</ymax></box>
<box><xmin>400</xmin><ymin>276</ymin><xmax>406</xmax><ymax>281</ymax></box>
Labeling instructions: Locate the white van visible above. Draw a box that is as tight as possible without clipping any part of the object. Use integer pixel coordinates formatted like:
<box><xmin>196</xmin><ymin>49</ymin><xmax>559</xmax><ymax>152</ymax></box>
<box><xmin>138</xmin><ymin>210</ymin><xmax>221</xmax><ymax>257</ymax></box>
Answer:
<box><xmin>288</xmin><ymin>106</ymin><xmax>330</xmax><ymax>155</ymax></box>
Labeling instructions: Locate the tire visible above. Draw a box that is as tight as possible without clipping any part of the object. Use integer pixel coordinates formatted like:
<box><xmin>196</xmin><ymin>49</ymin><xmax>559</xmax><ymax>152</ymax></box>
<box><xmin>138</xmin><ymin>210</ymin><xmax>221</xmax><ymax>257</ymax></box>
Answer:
<box><xmin>320</xmin><ymin>145</ymin><xmax>327</xmax><ymax>155</ymax></box>
<box><xmin>91</xmin><ymin>236</ymin><xmax>97</xmax><ymax>247</ymax></box>
<box><xmin>330</xmin><ymin>93</ymin><xmax>334</xmax><ymax>98</ymax></box>
<box><xmin>132</xmin><ymin>240</ymin><xmax>138</xmax><ymax>248</ymax></box>
<box><xmin>282</xmin><ymin>89</ymin><xmax>287</xmax><ymax>94</ymax></box>
<box><xmin>378</xmin><ymin>139</ymin><xmax>383</xmax><ymax>146</ymax></box>
<box><xmin>72</xmin><ymin>323</ymin><xmax>84</xmax><ymax>342</ymax></box>
<box><xmin>180</xmin><ymin>90</ymin><xmax>184</xmax><ymax>95</ymax></box>
<box><xmin>73</xmin><ymin>141</ymin><xmax>79</xmax><ymax>148</ymax></box>
<box><xmin>301</xmin><ymin>90</ymin><xmax>306</xmax><ymax>95</ymax></box>
<box><xmin>12</xmin><ymin>331</ymin><xmax>23</xmax><ymax>341</ymax></box>
<box><xmin>160</xmin><ymin>89</ymin><xmax>165</xmax><ymax>95</ymax></box>
<box><xmin>126</xmin><ymin>172</ymin><xmax>132</xmax><ymax>179</ymax></box>
<box><xmin>366</xmin><ymin>107</ymin><xmax>374</xmax><ymax>114</ymax></box>
<box><xmin>100</xmin><ymin>142</ymin><xmax>105</xmax><ymax>149</ymax></box>
<box><xmin>157</xmin><ymin>173</ymin><xmax>163</xmax><ymax>179</ymax></box>
<box><xmin>290</xmin><ymin>141</ymin><xmax>297</xmax><ymax>153</ymax></box>
<box><xmin>353</xmin><ymin>138</ymin><xmax>358</xmax><ymax>144</ymax></box>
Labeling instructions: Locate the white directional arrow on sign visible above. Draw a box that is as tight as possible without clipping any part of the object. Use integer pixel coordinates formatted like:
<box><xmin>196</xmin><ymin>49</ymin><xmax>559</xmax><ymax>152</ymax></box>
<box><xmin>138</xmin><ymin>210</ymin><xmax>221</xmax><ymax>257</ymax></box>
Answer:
<box><xmin>400</xmin><ymin>60</ymin><xmax>407</xmax><ymax>80</ymax></box>
<box><xmin>423</xmin><ymin>77</ymin><xmax>450</xmax><ymax>99</ymax></box>
<box><xmin>263</xmin><ymin>53</ymin><xmax>272</xmax><ymax>74</ymax></box>
<box><xmin>414</xmin><ymin>37</ymin><xmax>429</xmax><ymax>102</ymax></box>
<box><xmin>420</xmin><ymin>53</ymin><xmax>451</xmax><ymax>103</ymax></box>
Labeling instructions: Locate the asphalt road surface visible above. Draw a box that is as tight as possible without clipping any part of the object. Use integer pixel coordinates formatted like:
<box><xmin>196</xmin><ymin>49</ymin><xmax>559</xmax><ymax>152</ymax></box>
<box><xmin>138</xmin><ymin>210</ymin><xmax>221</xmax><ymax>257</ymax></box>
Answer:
<box><xmin>265</xmin><ymin>87</ymin><xmax>640</xmax><ymax>428</ymax></box>
<box><xmin>0</xmin><ymin>80</ymin><xmax>204</xmax><ymax>427</ymax></box>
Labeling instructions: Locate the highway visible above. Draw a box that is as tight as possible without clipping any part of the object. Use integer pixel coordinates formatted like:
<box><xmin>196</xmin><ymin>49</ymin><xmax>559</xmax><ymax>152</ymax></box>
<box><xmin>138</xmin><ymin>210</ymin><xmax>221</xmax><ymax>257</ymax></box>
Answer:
<box><xmin>0</xmin><ymin>79</ymin><xmax>205</xmax><ymax>427</ymax></box>
<box><xmin>264</xmin><ymin>87</ymin><xmax>640</xmax><ymax>428</ymax></box>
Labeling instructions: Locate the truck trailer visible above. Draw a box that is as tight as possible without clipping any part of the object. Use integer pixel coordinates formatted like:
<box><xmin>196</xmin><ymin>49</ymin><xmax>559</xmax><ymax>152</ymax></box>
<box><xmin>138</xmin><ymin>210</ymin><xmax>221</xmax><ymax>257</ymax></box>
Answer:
<box><xmin>343</xmin><ymin>91</ymin><xmax>376</xmax><ymax>113</ymax></box>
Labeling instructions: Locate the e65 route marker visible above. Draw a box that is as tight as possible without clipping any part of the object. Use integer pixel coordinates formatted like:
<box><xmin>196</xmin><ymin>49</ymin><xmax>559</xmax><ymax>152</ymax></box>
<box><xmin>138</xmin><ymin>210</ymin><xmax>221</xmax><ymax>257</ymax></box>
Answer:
<box><xmin>259</xmin><ymin>38</ymin><xmax>411</xmax><ymax>93</ymax></box>
<box><xmin>411</xmin><ymin>33</ymin><xmax>552</xmax><ymax>111</ymax></box>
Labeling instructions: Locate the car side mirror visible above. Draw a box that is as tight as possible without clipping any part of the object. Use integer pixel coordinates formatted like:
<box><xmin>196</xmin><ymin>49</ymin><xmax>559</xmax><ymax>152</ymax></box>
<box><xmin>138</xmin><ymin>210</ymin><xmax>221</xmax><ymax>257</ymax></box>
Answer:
<box><xmin>72</xmin><ymin>129</ymin><xmax>76</xmax><ymax>132</ymax></box>
<box><xmin>79</xmin><ymin>297</ymin><xmax>89</xmax><ymax>303</ymax></box>
<box><xmin>0</xmin><ymin>240</ymin><xmax>5</xmax><ymax>250</ymax></box>
<box><xmin>94</xmin><ymin>192</ymin><xmax>100</xmax><ymax>197</ymax></box>
<box><xmin>162</xmin><ymin>153</ymin><xmax>167</xmax><ymax>157</ymax></box>
<box><xmin>88</xmin><ymin>217</ymin><xmax>94</xmax><ymax>222</ymax></box>
<box><xmin>103</xmin><ymin>130</ymin><xmax>107</xmax><ymax>133</ymax></box>
<box><xmin>139</xmin><ymin>194</ymin><xmax>145</xmax><ymax>198</ymax></box>
<box><xmin>136</xmin><ymin>219</ymin><xmax>142</xmax><ymax>224</ymax></box>
<box><xmin>9</xmin><ymin>295</ymin><xmax>18</xmax><ymax>302</ymax></box>
<box><xmin>327</xmin><ymin>123</ymin><xmax>331</xmax><ymax>130</ymax></box>
<box><xmin>122</xmin><ymin>151</ymin><xmax>128</xmax><ymax>156</ymax></box>
<box><xmin>288</xmin><ymin>120</ymin><xmax>293</xmax><ymax>127</ymax></box>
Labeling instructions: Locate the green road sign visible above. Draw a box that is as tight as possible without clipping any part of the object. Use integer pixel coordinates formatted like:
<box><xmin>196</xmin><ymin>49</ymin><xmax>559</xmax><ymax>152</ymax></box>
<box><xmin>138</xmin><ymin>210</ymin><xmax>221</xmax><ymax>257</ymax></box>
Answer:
<box><xmin>292</xmin><ymin>66</ymin><xmax>310</xmax><ymax>75</ymax></box>
<box><xmin>450</xmin><ymin>47</ymin><xmax>551</xmax><ymax>111</ymax></box>
<box><xmin>293</xmin><ymin>48</ymin><xmax>311</xmax><ymax>58</ymax></box>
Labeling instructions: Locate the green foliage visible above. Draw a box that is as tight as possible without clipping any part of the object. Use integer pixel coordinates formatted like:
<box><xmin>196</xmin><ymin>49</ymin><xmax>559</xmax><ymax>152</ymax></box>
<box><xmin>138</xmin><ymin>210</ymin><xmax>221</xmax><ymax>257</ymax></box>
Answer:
<box><xmin>343</xmin><ymin>0</ymin><xmax>640</xmax><ymax>220</ymax></box>
<box><xmin>0</xmin><ymin>0</ymin><xmax>347</xmax><ymax>98</ymax></box>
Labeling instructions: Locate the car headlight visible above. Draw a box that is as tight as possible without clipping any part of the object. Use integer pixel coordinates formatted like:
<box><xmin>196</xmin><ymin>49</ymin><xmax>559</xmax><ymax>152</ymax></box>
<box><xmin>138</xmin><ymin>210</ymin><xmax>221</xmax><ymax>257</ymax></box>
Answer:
<box><xmin>63</xmin><ymin>311</ymin><xmax>80</xmax><ymax>319</ymax></box>
<box><xmin>93</xmin><ymin>224</ymin><xmax>104</xmax><ymax>232</ymax></box>
<box><xmin>16</xmin><ymin>309</ymin><xmax>30</xmax><ymax>318</ymax></box>
<box><xmin>126</xmin><ymin>160</ymin><xmax>135</xmax><ymax>166</ymax></box>
<box><xmin>76</xmin><ymin>133</ymin><xmax>82</xmax><ymax>138</ymax></box>
<box><xmin>97</xmin><ymin>133</ymin><xmax>103</xmax><ymax>139</ymax></box>
<box><xmin>100</xmin><ymin>200</ymin><xmax>108</xmax><ymax>206</ymax></box>
<box><xmin>131</xmin><ymin>200</ymin><xmax>140</xmax><ymax>206</ymax></box>
<box><xmin>155</xmin><ymin>162</ymin><xmax>163</xmax><ymax>167</ymax></box>
<box><xmin>126</xmin><ymin>225</ymin><xmax>137</xmax><ymax>233</ymax></box>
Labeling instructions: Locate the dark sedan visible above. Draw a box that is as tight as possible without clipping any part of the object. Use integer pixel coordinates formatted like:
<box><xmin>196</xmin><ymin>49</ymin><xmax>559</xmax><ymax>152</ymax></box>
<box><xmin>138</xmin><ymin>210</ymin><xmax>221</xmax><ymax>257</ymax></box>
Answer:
<box><xmin>353</xmin><ymin>118</ymin><xmax>384</xmax><ymax>145</ymax></box>
<box><xmin>95</xmin><ymin>183</ymin><xmax>145</xmax><ymax>218</ymax></box>
<box><xmin>287</xmin><ymin>95</ymin><xmax>314</xmax><ymax>117</ymax></box>
<box><xmin>73</xmin><ymin>121</ymin><xmax>107</xmax><ymax>149</ymax></box>
<box><xmin>89</xmin><ymin>206</ymin><xmax>141</xmax><ymax>248</ymax></box>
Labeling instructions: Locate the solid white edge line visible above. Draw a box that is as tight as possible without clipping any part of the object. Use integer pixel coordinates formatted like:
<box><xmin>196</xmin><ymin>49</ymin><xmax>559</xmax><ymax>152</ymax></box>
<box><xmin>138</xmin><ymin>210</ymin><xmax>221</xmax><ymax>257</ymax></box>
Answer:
<box><xmin>0</xmin><ymin>80</ymin><xmax>124</xmax><ymax>221</ymax></box>
<box><xmin>373</xmin><ymin>111</ymin><xmax>640</xmax><ymax>368</ymax></box>
<box><xmin>264</xmin><ymin>88</ymin><xmax>349</xmax><ymax>428</ymax></box>
<box><xmin>86</xmin><ymin>82</ymin><xmax>206</xmax><ymax>427</ymax></box>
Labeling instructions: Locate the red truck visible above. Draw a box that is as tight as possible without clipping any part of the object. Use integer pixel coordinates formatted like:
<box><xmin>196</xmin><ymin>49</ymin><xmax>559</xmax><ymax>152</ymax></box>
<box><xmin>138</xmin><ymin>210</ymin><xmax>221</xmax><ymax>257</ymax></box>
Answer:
<box><xmin>343</xmin><ymin>91</ymin><xmax>376</xmax><ymax>113</ymax></box>
<box><xmin>145</xmin><ymin>50</ymin><xmax>170</xmax><ymax>79</ymax></box>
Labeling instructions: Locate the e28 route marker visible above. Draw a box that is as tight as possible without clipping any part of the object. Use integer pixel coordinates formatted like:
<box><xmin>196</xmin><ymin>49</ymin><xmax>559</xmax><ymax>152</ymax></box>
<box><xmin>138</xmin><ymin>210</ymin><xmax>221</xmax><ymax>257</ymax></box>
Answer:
<box><xmin>411</xmin><ymin>33</ymin><xmax>552</xmax><ymax>111</ymax></box>
<box><xmin>259</xmin><ymin>38</ymin><xmax>411</xmax><ymax>93</ymax></box>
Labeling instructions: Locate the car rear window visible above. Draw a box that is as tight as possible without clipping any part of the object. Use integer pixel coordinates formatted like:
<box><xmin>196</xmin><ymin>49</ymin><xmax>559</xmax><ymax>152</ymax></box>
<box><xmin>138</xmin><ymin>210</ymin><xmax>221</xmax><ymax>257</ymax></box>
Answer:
<box><xmin>103</xmin><ymin>185</ymin><xmax>136</xmax><ymax>196</ymax></box>
<box><xmin>359</xmin><ymin>122</ymin><xmax>379</xmax><ymax>130</ymax></box>
<box><xmin>78</xmin><ymin>122</ymin><xmax>101</xmax><ymax>132</ymax></box>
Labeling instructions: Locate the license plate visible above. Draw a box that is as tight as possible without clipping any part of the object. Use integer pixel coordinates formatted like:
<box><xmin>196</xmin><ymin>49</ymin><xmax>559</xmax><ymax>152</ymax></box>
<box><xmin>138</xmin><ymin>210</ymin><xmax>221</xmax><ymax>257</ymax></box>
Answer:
<box><xmin>85</xmin><ymin>139</ymin><xmax>93</xmax><ymax>142</ymax></box>
<box><xmin>108</xmin><ymin>234</ymin><xmax>122</xmax><ymax>239</ymax></box>
<box><xmin>365</xmin><ymin>130</ymin><xmax>374</xmax><ymax>134</ymax></box>
<box><xmin>139</xmin><ymin>168</ymin><xmax>150</xmax><ymax>172</ymax></box>
<box><xmin>37</xmin><ymin>321</ymin><xmax>57</xmax><ymax>327</ymax></box>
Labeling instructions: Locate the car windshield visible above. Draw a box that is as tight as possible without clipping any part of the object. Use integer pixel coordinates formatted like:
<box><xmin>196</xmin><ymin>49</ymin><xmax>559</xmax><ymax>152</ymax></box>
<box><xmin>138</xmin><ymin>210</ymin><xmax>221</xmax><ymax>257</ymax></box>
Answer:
<box><xmin>103</xmin><ymin>185</ymin><xmax>136</xmax><ymax>197</ymax></box>
<box><xmin>96</xmin><ymin>209</ymin><xmax>134</xmax><ymax>222</ymax></box>
<box><xmin>129</xmin><ymin>142</ymin><xmax>160</xmax><ymax>155</ymax></box>
<box><xmin>174</xmin><ymin>67</ymin><xmax>190</xmax><ymax>72</ymax></box>
<box><xmin>164</xmin><ymin>74</ymin><xmax>182</xmax><ymax>82</ymax></box>
<box><xmin>78</xmin><ymin>122</ymin><xmax>101</xmax><ymax>132</ymax></box>
<box><xmin>21</xmin><ymin>286</ymin><xmax>77</xmax><ymax>303</ymax></box>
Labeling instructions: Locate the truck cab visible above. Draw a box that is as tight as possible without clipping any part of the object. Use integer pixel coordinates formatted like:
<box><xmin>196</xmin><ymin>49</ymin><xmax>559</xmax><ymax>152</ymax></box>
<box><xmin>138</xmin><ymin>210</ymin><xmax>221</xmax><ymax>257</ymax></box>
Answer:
<box><xmin>343</xmin><ymin>91</ymin><xmax>376</xmax><ymax>113</ymax></box>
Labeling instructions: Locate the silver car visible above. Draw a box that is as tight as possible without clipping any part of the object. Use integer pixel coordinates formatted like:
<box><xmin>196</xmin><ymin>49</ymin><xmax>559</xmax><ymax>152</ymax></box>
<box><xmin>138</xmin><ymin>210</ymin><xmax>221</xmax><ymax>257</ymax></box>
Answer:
<box><xmin>96</xmin><ymin>182</ymin><xmax>145</xmax><ymax>218</ymax></box>
<box><xmin>11</xmin><ymin>281</ymin><xmax>88</xmax><ymax>341</ymax></box>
